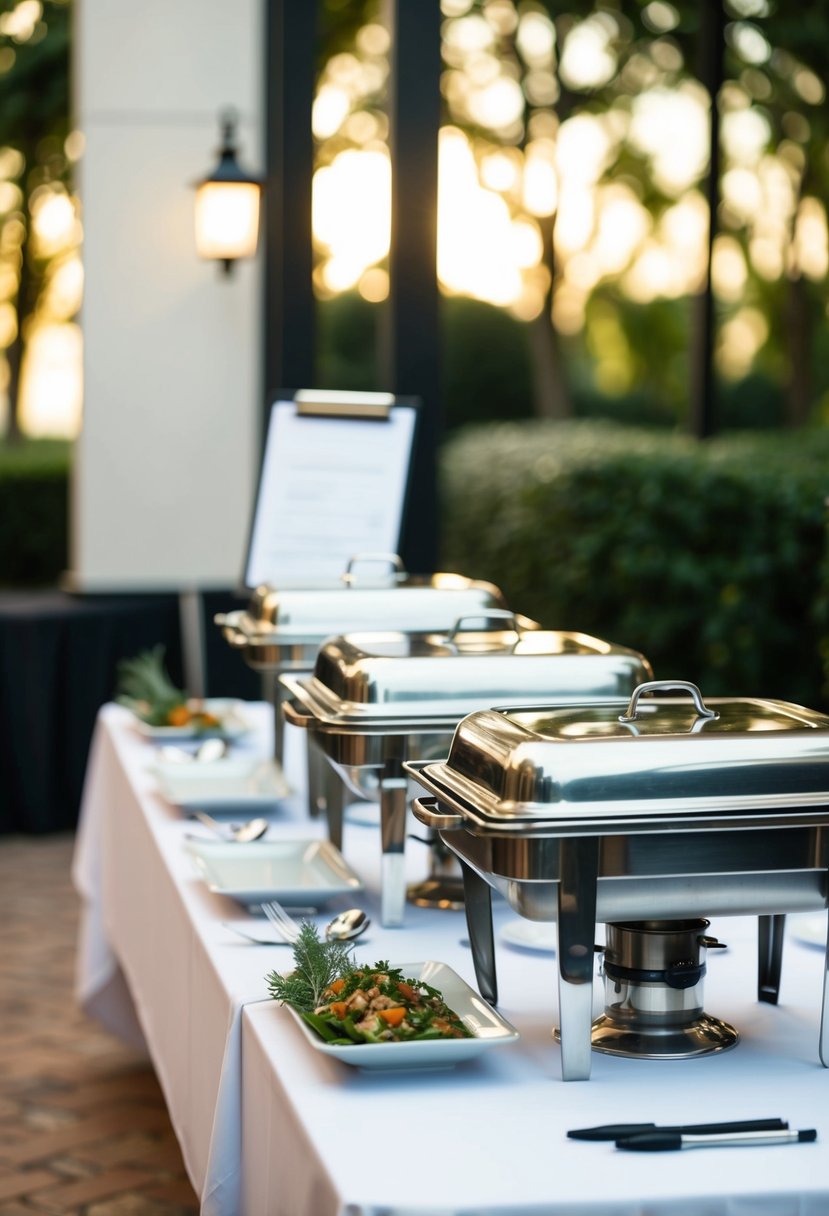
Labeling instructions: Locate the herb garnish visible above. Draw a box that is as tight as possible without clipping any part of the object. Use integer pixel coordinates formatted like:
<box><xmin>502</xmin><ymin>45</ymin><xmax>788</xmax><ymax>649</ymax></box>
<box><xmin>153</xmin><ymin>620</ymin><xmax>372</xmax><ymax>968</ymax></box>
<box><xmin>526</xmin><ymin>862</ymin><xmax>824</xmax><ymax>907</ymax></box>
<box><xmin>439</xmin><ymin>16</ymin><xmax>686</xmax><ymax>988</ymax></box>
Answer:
<box><xmin>266</xmin><ymin>922</ymin><xmax>357</xmax><ymax>1013</ymax></box>
<box><xmin>116</xmin><ymin>646</ymin><xmax>188</xmax><ymax>725</ymax></box>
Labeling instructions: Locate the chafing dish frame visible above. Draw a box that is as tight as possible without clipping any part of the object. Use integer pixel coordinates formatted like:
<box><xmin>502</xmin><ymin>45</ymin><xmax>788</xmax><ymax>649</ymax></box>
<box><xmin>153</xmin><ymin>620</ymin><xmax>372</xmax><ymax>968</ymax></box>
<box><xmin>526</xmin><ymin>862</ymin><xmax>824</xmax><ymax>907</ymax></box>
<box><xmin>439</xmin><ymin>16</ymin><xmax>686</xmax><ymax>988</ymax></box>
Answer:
<box><xmin>282</xmin><ymin>686</ymin><xmax>456</xmax><ymax>928</ymax></box>
<box><xmin>408</xmin><ymin>772</ymin><xmax>829</xmax><ymax>1082</ymax></box>
<box><xmin>215</xmin><ymin>557</ymin><xmax>512</xmax><ymax>824</ymax></box>
<box><xmin>280</xmin><ymin>630</ymin><xmax>653</xmax><ymax>929</ymax></box>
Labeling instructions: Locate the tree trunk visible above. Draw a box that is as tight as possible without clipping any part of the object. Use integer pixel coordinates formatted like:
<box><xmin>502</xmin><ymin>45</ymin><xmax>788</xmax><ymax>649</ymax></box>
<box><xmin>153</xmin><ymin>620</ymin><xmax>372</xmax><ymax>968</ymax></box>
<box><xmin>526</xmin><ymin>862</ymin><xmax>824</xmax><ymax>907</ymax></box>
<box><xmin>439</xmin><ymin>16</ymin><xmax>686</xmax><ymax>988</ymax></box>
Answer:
<box><xmin>4</xmin><ymin>134</ymin><xmax>36</xmax><ymax>445</ymax></box>
<box><xmin>4</xmin><ymin>231</ymin><xmax>29</xmax><ymax>445</ymax></box>
<box><xmin>784</xmin><ymin>273</ymin><xmax>811</xmax><ymax>427</ymax></box>
<box><xmin>528</xmin><ymin>210</ymin><xmax>571</xmax><ymax>421</ymax></box>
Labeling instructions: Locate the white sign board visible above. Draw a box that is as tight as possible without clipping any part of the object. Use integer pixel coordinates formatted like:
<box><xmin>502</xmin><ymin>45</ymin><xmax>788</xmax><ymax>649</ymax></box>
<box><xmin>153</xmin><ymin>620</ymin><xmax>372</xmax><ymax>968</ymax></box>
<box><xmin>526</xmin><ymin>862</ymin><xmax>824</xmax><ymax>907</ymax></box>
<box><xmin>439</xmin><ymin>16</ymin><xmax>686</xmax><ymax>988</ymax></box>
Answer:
<box><xmin>243</xmin><ymin>390</ymin><xmax>418</xmax><ymax>588</ymax></box>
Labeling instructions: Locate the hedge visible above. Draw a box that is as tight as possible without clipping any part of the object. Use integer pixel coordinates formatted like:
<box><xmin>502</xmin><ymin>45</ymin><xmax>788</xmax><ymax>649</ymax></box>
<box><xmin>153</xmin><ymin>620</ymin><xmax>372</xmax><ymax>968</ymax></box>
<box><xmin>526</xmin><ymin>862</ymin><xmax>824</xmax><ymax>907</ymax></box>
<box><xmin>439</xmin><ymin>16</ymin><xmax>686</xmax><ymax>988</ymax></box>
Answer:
<box><xmin>0</xmin><ymin>440</ymin><xmax>71</xmax><ymax>586</ymax></box>
<box><xmin>439</xmin><ymin>420</ymin><xmax>829</xmax><ymax>710</ymax></box>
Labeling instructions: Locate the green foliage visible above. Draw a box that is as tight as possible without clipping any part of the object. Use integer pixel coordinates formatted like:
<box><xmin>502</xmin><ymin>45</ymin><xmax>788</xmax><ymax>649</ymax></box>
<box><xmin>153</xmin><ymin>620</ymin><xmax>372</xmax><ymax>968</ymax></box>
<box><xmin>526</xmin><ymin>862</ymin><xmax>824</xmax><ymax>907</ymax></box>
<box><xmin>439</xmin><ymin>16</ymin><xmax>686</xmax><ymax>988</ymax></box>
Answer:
<box><xmin>0</xmin><ymin>439</ymin><xmax>69</xmax><ymax>585</ymax></box>
<box><xmin>315</xmin><ymin>293</ymin><xmax>535</xmax><ymax>430</ymax></box>
<box><xmin>0</xmin><ymin>0</ymin><xmax>70</xmax><ymax>148</ymax></box>
<box><xmin>442</xmin><ymin>297</ymin><xmax>534</xmax><ymax>431</ymax></box>
<box><xmin>115</xmin><ymin>645</ymin><xmax>186</xmax><ymax>724</ymax></box>
<box><xmin>440</xmin><ymin>420</ymin><xmax>829</xmax><ymax>708</ymax></box>
<box><xmin>316</xmin><ymin>292</ymin><xmax>379</xmax><ymax>391</ymax></box>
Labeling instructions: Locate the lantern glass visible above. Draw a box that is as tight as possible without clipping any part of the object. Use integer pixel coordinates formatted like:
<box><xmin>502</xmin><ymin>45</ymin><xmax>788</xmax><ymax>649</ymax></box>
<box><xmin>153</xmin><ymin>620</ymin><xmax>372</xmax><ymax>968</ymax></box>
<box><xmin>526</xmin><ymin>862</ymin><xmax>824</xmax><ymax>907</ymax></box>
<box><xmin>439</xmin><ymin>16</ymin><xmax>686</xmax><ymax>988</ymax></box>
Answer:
<box><xmin>195</xmin><ymin>180</ymin><xmax>261</xmax><ymax>261</ymax></box>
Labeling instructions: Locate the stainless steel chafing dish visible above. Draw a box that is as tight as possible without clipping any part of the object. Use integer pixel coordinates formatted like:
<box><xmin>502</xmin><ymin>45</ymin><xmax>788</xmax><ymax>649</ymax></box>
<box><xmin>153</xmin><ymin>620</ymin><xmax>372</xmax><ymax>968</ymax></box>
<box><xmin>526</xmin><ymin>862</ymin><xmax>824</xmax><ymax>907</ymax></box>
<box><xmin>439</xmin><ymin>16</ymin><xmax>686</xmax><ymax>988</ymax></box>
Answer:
<box><xmin>281</xmin><ymin>614</ymin><xmax>652</xmax><ymax>928</ymax></box>
<box><xmin>407</xmin><ymin>680</ymin><xmax>829</xmax><ymax>1080</ymax></box>
<box><xmin>215</xmin><ymin>554</ymin><xmax>511</xmax><ymax>816</ymax></box>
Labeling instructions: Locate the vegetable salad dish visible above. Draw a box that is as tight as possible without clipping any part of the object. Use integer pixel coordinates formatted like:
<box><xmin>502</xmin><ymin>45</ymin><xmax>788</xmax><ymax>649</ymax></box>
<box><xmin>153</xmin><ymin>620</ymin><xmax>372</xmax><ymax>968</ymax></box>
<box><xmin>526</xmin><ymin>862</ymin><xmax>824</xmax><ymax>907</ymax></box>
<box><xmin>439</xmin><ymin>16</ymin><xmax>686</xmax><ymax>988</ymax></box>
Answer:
<box><xmin>116</xmin><ymin>645</ymin><xmax>219</xmax><ymax>729</ymax></box>
<box><xmin>307</xmin><ymin>966</ymin><xmax>473</xmax><ymax>1045</ymax></box>
<box><xmin>267</xmin><ymin>924</ymin><xmax>473</xmax><ymax>1046</ymax></box>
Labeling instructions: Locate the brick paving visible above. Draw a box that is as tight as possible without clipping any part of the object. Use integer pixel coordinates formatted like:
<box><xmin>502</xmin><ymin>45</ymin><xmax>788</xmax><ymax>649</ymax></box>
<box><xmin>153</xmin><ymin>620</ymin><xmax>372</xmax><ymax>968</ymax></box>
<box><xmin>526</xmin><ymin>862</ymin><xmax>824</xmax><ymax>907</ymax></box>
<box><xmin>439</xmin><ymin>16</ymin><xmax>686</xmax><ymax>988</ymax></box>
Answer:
<box><xmin>0</xmin><ymin>835</ymin><xmax>199</xmax><ymax>1215</ymax></box>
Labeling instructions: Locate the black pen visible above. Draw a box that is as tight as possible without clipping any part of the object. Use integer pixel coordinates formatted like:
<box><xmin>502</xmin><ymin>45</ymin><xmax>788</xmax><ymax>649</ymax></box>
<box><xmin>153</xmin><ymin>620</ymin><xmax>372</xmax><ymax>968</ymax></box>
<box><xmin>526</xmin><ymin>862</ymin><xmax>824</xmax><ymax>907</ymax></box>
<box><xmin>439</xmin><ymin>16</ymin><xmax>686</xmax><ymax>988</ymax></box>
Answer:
<box><xmin>616</xmin><ymin>1129</ymin><xmax>817</xmax><ymax>1153</ymax></box>
<box><xmin>568</xmin><ymin>1118</ymin><xmax>788</xmax><ymax>1142</ymax></box>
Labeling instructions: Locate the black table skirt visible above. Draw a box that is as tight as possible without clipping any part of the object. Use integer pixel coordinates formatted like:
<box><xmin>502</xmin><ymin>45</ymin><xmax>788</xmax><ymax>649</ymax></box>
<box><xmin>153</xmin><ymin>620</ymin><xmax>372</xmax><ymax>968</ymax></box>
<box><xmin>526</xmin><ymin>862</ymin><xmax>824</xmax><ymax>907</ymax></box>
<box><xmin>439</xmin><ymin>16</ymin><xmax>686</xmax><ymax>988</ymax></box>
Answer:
<box><xmin>0</xmin><ymin>590</ymin><xmax>260</xmax><ymax>834</ymax></box>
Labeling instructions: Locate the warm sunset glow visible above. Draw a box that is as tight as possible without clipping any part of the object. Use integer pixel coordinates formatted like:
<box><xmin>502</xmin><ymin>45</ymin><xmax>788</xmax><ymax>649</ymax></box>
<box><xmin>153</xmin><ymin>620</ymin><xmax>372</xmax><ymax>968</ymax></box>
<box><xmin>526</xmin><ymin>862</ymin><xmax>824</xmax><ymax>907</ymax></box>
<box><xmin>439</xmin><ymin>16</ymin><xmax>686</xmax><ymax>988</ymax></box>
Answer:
<box><xmin>0</xmin><ymin>0</ymin><xmax>42</xmax><ymax>42</ymax></box>
<box><xmin>31</xmin><ymin>188</ymin><xmax>80</xmax><ymax>258</ymax></box>
<box><xmin>18</xmin><ymin>322</ymin><xmax>82</xmax><ymax>438</ymax></box>
<box><xmin>13</xmin><ymin>1</ymin><xmax>829</xmax><ymax>440</ymax></box>
<box><xmin>716</xmin><ymin>307</ymin><xmax>768</xmax><ymax>378</ymax></box>
<box><xmin>313</xmin><ymin>148</ymin><xmax>391</xmax><ymax>294</ymax></box>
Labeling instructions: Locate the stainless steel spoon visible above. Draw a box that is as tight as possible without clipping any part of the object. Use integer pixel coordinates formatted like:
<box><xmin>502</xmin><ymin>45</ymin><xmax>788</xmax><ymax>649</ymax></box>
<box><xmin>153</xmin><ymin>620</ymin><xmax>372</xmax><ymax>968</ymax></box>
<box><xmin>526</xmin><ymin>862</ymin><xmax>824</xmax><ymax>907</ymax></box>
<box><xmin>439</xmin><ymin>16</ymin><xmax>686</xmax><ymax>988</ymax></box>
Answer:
<box><xmin>193</xmin><ymin>810</ymin><xmax>269</xmax><ymax>843</ymax></box>
<box><xmin>160</xmin><ymin>739</ymin><xmax>229</xmax><ymax>764</ymax></box>
<box><xmin>325</xmin><ymin>907</ymin><xmax>370</xmax><ymax>941</ymax></box>
<box><xmin>222</xmin><ymin>907</ymin><xmax>369</xmax><ymax>946</ymax></box>
<box><xmin>195</xmin><ymin>738</ymin><xmax>229</xmax><ymax>763</ymax></box>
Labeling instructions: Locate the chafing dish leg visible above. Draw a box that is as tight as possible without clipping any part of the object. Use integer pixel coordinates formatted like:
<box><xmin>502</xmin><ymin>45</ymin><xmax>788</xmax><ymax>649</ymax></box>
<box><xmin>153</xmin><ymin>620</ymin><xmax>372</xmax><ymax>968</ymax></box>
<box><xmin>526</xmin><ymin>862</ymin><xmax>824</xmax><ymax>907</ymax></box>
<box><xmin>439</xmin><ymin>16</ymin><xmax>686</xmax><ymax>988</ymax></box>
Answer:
<box><xmin>459</xmin><ymin>860</ymin><xmax>497</xmax><ymax>1006</ymax></box>
<box><xmin>304</xmin><ymin>742</ymin><xmax>346</xmax><ymax>848</ymax></box>
<box><xmin>758</xmin><ymin>914</ymin><xmax>786</xmax><ymax>1004</ymax></box>
<box><xmin>269</xmin><ymin>674</ymin><xmax>286</xmax><ymax>766</ymax></box>
<box><xmin>379</xmin><ymin>753</ymin><xmax>408</xmax><ymax>927</ymax></box>
<box><xmin>306</xmin><ymin>738</ymin><xmax>328</xmax><ymax>820</ymax></box>
<box><xmin>556</xmin><ymin>837</ymin><xmax>599</xmax><ymax>1081</ymax></box>
<box><xmin>819</xmin><ymin>910</ymin><xmax>829</xmax><ymax>1067</ymax></box>
<box><xmin>324</xmin><ymin>771</ymin><xmax>345</xmax><ymax>852</ymax></box>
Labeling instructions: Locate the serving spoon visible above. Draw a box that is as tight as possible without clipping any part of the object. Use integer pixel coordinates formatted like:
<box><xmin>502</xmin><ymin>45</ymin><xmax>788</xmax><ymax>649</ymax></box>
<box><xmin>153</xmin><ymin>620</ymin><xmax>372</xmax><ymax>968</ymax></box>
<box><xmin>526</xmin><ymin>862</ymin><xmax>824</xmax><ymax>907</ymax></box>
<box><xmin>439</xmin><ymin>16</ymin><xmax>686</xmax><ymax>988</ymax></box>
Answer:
<box><xmin>192</xmin><ymin>810</ymin><xmax>269</xmax><ymax>843</ymax></box>
<box><xmin>222</xmin><ymin>907</ymin><xmax>370</xmax><ymax>947</ymax></box>
<box><xmin>161</xmin><ymin>738</ymin><xmax>230</xmax><ymax>765</ymax></box>
<box><xmin>325</xmin><ymin>907</ymin><xmax>371</xmax><ymax>941</ymax></box>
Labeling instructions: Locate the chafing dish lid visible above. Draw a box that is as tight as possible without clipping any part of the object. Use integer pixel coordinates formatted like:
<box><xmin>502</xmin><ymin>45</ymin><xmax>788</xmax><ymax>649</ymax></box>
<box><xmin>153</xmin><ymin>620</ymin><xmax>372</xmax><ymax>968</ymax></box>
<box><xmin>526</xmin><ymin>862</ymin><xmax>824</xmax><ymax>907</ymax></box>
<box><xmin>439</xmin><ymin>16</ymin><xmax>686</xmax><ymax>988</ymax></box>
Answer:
<box><xmin>216</xmin><ymin>556</ymin><xmax>509</xmax><ymax>645</ymax></box>
<box><xmin>293</xmin><ymin>620</ymin><xmax>653</xmax><ymax>724</ymax></box>
<box><xmin>418</xmin><ymin>680</ymin><xmax>829</xmax><ymax>822</ymax></box>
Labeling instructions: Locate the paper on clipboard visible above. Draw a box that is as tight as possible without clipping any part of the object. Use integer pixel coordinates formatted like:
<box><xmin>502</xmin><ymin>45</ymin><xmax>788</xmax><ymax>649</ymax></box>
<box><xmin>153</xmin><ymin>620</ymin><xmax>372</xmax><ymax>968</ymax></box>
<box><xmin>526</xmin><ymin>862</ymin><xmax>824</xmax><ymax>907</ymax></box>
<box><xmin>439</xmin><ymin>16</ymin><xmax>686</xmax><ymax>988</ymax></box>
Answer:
<box><xmin>244</xmin><ymin>391</ymin><xmax>418</xmax><ymax>588</ymax></box>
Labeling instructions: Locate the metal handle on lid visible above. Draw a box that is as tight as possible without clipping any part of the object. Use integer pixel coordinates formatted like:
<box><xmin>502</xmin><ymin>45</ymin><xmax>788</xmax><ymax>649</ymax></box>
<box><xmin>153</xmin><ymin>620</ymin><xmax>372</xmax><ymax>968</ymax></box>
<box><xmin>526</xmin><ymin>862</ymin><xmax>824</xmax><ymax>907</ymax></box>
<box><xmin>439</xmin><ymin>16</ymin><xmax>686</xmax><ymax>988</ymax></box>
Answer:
<box><xmin>341</xmin><ymin>552</ymin><xmax>407</xmax><ymax>586</ymax></box>
<box><xmin>444</xmin><ymin>609</ymin><xmax>520</xmax><ymax>646</ymax></box>
<box><xmin>619</xmin><ymin>680</ymin><xmax>719</xmax><ymax>724</ymax></box>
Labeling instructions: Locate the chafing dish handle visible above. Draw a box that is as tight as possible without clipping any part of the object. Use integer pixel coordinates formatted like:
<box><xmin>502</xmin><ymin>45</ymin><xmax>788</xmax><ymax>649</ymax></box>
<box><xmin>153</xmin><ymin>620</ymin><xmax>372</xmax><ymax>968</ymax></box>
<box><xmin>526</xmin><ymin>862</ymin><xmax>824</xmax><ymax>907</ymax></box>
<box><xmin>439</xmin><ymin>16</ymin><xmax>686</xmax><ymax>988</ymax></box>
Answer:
<box><xmin>281</xmin><ymin>699</ymin><xmax>315</xmax><ymax>729</ymax></box>
<box><xmin>341</xmin><ymin>553</ymin><xmax>406</xmax><ymax>585</ymax></box>
<box><xmin>619</xmin><ymin>680</ymin><xmax>719</xmax><ymax>723</ymax></box>
<box><xmin>444</xmin><ymin>609</ymin><xmax>521</xmax><ymax>643</ymax></box>
<box><xmin>213</xmin><ymin>613</ymin><xmax>249</xmax><ymax>647</ymax></box>
<box><xmin>411</xmin><ymin>796</ymin><xmax>465</xmax><ymax>831</ymax></box>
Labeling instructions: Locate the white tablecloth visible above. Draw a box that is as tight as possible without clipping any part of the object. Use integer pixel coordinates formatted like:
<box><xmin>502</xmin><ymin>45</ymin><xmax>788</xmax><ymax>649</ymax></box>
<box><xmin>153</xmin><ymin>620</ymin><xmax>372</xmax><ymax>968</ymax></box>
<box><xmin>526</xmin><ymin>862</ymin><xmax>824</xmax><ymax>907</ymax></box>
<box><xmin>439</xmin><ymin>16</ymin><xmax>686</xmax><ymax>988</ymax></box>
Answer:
<box><xmin>74</xmin><ymin>703</ymin><xmax>829</xmax><ymax>1215</ymax></box>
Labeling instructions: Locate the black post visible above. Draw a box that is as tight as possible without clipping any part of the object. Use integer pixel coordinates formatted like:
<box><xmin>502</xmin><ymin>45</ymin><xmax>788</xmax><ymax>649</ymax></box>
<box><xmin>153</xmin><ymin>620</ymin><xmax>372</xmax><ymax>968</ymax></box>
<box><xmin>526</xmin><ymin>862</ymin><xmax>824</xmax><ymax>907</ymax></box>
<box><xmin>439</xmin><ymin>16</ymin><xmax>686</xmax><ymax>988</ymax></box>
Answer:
<box><xmin>383</xmin><ymin>0</ymin><xmax>442</xmax><ymax>572</ymax></box>
<box><xmin>263</xmin><ymin>1</ymin><xmax>316</xmax><ymax>438</ymax></box>
<box><xmin>689</xmin><ymin>0</ymin><xmax>724</xmax><ymax>439</ymax></box>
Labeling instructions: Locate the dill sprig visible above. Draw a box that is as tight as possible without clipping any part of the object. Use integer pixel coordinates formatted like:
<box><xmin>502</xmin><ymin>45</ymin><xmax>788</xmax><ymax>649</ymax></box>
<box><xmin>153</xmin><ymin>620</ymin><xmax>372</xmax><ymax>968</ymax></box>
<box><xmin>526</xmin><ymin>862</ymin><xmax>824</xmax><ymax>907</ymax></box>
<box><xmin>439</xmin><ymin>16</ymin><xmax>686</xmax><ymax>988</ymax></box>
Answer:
<box><xmin>266</xmin><ymin>922</ymin><xmax>357</xmax><ymax>1013</ymax></box>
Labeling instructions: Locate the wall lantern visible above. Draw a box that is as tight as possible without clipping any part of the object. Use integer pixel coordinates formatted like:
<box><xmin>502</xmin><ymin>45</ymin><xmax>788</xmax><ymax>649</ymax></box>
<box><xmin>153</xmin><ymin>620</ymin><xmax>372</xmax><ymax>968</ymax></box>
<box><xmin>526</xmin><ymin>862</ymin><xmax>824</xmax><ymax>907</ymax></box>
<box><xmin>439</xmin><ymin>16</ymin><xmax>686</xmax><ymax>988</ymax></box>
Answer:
<box><xmin>194</xmin><ymin>108</ymin><xmax>262</xmax><ymax>275</ymax></box>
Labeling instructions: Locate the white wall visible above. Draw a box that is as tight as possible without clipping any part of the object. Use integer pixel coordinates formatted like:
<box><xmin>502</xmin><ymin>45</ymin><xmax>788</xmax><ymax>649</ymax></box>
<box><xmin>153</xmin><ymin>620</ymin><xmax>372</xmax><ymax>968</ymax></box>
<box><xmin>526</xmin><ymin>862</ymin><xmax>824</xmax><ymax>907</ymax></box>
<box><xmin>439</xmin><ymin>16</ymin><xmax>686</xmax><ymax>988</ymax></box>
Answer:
<box><xmin>69</xmin><ymin>0</ymin><xmax>264</xmax><ymax>590</ymax></box>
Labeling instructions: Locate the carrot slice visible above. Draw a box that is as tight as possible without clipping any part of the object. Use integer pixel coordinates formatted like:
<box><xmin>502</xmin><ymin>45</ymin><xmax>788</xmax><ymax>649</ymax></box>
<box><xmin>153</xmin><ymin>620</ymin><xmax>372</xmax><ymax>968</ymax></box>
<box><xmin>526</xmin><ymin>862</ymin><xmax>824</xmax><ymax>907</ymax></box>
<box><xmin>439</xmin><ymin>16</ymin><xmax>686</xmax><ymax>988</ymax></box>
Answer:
<box><xmin>378</xmin><ymin>1007</ymin><xmax>406</xmax><ymax>1026</ymax></box>
<box><xmin>329</xmin><ymin>1001</ymin><xmax>348</xmax><ymax>1020</ymax></box>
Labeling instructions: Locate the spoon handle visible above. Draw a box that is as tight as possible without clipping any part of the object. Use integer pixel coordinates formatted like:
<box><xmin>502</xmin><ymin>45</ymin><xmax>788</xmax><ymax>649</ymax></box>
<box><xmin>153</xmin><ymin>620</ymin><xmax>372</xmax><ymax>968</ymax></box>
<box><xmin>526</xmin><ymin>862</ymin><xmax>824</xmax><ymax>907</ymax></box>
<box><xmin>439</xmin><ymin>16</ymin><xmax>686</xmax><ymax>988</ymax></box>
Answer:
<box><xmin>193</xmin><ymin>810</ymin><xmax>223</xmax><ymax>833</ymax></box>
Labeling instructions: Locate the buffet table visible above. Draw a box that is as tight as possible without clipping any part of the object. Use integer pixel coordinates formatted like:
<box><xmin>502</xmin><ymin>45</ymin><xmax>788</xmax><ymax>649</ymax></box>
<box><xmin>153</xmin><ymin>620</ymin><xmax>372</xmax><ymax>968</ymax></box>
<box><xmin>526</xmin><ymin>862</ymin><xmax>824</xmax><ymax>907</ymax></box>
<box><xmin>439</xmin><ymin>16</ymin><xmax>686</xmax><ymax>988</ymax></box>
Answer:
<box><xmin>73</xmin><ymin>702</ymin><xmax>829</xmax><ymax>1215</ymax></box>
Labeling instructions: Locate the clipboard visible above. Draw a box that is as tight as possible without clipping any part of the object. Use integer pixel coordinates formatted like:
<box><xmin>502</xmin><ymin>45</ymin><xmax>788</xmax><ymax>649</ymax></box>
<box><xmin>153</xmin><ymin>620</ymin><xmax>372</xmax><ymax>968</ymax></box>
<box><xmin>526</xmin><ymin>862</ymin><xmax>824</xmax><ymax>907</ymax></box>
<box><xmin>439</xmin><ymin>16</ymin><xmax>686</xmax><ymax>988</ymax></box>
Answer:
<box><xmin>242</xmin><ymin>389</ymin><xmax>420</xmax><ymax>589</ymax></box>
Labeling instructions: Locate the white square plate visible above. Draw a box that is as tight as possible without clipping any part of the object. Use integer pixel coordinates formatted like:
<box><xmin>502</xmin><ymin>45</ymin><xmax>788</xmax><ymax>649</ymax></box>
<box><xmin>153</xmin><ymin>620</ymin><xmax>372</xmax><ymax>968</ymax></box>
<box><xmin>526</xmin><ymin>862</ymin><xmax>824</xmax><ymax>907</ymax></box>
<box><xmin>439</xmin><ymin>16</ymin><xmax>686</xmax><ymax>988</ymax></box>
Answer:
<box><xmin>186</xmin><ymin>837</ymin><xmax>363</xmax><ymax>904</ymax></box>
<box><xmin>283</xmin><ymin>960</ymin><xmax>519</xmax><ymax>1070</ymax></box>
<box><xmin>154</xmin><ymin>758</ymin><xmax>291</xmax><ymax>810</ymax></box>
